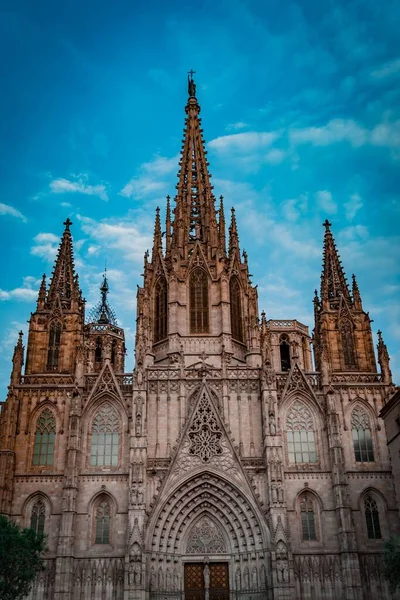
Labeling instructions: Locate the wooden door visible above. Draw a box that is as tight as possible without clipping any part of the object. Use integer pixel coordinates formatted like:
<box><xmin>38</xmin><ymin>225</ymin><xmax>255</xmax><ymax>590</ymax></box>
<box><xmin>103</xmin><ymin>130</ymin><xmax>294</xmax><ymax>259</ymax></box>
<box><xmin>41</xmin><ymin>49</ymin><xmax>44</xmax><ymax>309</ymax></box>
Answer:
<box><xmin>184</xmin><ymin>563</ymin><xmax>229</xmax><ymax>600</ymax></box>
<box><xmin>210</xmin><ymin>563</ymin><xmax>229</xmax><ymax>600</ymax></box>
<box><xmin>184</xmin><ymin>563</ymin><xmax>205</xmax><ymax>600</ymax></box>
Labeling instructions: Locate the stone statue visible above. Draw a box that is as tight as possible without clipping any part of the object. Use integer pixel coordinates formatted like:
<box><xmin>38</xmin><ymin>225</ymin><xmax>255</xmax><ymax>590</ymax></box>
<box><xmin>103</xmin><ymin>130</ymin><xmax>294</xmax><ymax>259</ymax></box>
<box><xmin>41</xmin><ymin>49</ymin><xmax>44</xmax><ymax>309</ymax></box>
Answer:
<box><xmin>135</xmin><ymin>412</ymin><xmax>142</xmax><ymax>436</ymax></box>
<box><xmin>203</xmin><ymin>564</ymin><xmax>210</xmax><ymax>588</ymax></box>
<box><xmin>129</xmin><ymin>562</ymin><xmax>135</xmax><ymax>586</ymax></box>
<box><xmin>271</xmin><ymin>483</ymin><xmax>278</xmax><ymax>503</ymax></box>
<box><xmin>269</xmin><ymin>412</ymin><xmax>276</xmax><ymax>435</ymax></box>
<box><xmin>134</xmin><ymin>564</ymin><xmax>141</xmax><ymax>585</ymax></box>
<box><xmin>188</xmin><ymin>74</ymin><xmax>196</xmax><ymax>97</ymax></box>
<box><xmin>235</xmin><ymin>567</ymin><xmax>241</xmax><ymax>590</ymax></box>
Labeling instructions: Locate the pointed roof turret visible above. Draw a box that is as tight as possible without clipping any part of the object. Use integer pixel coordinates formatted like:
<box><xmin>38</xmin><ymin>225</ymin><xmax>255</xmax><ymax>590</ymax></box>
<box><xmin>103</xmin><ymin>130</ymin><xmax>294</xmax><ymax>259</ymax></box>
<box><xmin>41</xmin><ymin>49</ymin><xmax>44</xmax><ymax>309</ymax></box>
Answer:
<box><xmin>47</xmin><ymin>219</ymin><xmax>80</xmax><ymax>308</ymax></box>
<box><xmin>377</xmin><ymin>330</ymin><xmax>392</xmax><ymax>385</ymax></box>
<box><xmin>36</xmin><ymin>274</ymin><xmax>47</xmax><ymax>310</ymax></box>
<box><xmin>165</xmin><ymin>195</ymin><xmax>172</xmax><ymax>255</ymax></box>
<box><xmin>320</xmin><ymin>220</ymin><xmax>351</xmax><ymax>306</ymax></box>
<box><xmin>10</xmin><ymin>331</ymin><xmax>24</xmax><ymax>385</ymax></box>
<box><xmin>352</xmin><ymin>274</ymin><xmax>363</xmax><ymax>310</ymax></box>
<box><xmin>229</xmin><ymin>207</ymin><xmax>240</xmax><ymax>256</ymax></box>
<box><xmin>152</xmin><ymin>206</ymin><xmax>163</xmax><ymax>257</ymax></box>
<box><xmin>218</xmin><ymin>195</ymin><xmax>226</xmax><ymax>255</ymax></box>
<box><xmin>171</xmin><ymin>72</ymin><xmax>219</xmax><ymax>258</ymax></box>
<box><xmin>87</xmin><ymin>271</ymin><xmax>118</xmax><ymax>326</ymax></box>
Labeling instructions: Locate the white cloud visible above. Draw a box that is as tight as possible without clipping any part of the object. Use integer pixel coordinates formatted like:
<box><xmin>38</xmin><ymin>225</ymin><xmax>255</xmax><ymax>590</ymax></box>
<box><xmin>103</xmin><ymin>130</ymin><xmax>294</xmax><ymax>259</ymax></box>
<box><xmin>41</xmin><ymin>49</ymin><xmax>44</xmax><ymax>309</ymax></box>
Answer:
<box><xmin>50</xmin><ymin>174</ymin><xmax>109</xmax><ymax>201</ymax></box>
<box><xmin>290</xmin><ymin>119</ymin><xmax>368</xmax><ymax>147</ymax></box>
<box><xmin>60</xmin><ymin>201</ymin><xmax>72</xmax><ymax>207</ymax></box>
<box><xmin>120</xmin><ymin>154</ymin><xmax>179</xmax><ymax>200</ymax></box>
<box><xmin>281</xmin><ymin>194</ymin><xmax>308</xmax><ymax>222</ymax></box>
<box><xmin>344</xmin><ymin>193</ymin><xmax>363</xmax><ymax>220</ymax></box>
<box><xmin>370</xmin><ymin>121</ymin><xmax>400</xmax><ymax>148</ymax></box>
<box><xmin>0</xmin><ymin>276</ymin><xmax>40</xmax><ymax>302</ymax></box>
<box><xmin>78</xmin><ymin>215</ymin><xmax>153</xmax><ymax>263</ymax></box>
<box><xmin>208</xmin><ymin>131</ymin><xmax>279</xmax><ymax>152</ymax></box>
<box><xmin>87</xmin><ymin>245</ymin><xmax>100</xmax><ymax>256</ymax></box>
<box><xmin>226</xmin><ymin>122</ymin><xmax>248</xmax><ymax>131</ymax></box>
<box><xmin>264</xmin><ymin>148</ymin><xmax>286</xmax><ymax>164</ymax></box>
<box><xmin>370</xmin><ymin>58</ymin><xmax>400</xmax><ymax>79</ymax></box>
<box><xmin>31</xmin><ymin>232</ymin><xmax>60</xmax><ymax>260</ymax></box>
<box><xmin>316</xmin><ymin>190</ymin><xmax>337</xmax><ymax>214</ymax></box>
<box><xmin>0</xmin><ymin>203</ymin><xmax>27</xmax><ymax>222</ymax></box>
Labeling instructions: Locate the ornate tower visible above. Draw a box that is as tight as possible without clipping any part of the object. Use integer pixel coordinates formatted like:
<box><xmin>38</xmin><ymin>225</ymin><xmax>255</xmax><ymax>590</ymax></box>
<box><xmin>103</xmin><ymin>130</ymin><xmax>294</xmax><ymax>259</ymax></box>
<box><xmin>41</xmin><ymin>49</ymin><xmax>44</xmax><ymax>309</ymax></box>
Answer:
<box><xmin>25</xmin><ymin>219</ymin><xmax>85</xmax><ymax>376</ymax></box>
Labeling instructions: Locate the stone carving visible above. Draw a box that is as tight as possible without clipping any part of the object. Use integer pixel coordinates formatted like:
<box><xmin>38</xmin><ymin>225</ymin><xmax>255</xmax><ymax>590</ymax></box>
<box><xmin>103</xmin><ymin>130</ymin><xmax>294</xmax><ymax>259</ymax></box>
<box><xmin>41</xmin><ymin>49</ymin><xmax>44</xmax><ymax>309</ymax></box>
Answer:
<box><xmin>235</xmin><ymin>567</ymin><xmax>241</xmax><ymax>590</ymax></box>
<box><xmin>351</xmin><ymin>406</ymin><xmax>371</xmax><ymax>431</ymax></box>
<box><xmin>188</xmin><ymin>392</ymin><xmax>222</xmax><ymax>461</ymax></box>
<box><xmin>186</xmin><ymin>516</ymin><xmax>226</xmax><ymax>554</ymax></box>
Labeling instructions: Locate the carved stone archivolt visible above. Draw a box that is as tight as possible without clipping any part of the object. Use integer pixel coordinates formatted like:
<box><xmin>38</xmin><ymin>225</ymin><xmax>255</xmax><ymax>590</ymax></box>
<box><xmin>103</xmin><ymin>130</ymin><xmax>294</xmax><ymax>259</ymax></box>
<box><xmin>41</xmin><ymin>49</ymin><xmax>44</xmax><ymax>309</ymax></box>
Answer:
<box><xmin>186</xmin><ymin>515</ymin><xmax>227</xmax><ymax>554</ymax></box>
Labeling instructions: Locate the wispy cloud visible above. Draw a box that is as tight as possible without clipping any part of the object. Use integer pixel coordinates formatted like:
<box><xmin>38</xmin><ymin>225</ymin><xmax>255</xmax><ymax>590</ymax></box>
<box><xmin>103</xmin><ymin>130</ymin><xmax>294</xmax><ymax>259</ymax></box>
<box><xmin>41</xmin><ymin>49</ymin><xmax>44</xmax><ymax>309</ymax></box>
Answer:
<box><xmin>209</xmin><ymin>131</ymin><xmax>279</xmax><ymax>152</ymax></box>
<box><xmin>31</xmin><ymin>232</ymin><xmax>60</xmax><ymax>260</ymax></box>
<box><xmin>0</xmin><ymin>203</ymin><xmax>27</xmax><ymax>222</ymax></box>
<box><xmin>316</xmin><ymin>190</ymin><xmax>337</xmax><ymax>214</ymax></box>
<box><xmin>226</xmin><ymin>122</ymin><xmax>248</xmax><ymax>131</ymax></box>
<box><xmin>120</xmin><ymin>154</ymin><xmax>179</xmax><ymax>200</ymax></box>
<box><xmin>370</xmin><ymin>58</ymin><xmax>400</xmax><ymax>79</ymax></box>
<box><xmin>50</xmin><ymin>174</ymin><xmax>109</xmax><ymax>201</ymax></box>
<box><xmin>344</xmin><ymin>193</ymin><xmax>363</xmax><ymax>220</ymax></box>
<box><xmin>0</xmin><ymin>276</ymin><xmax>40</xmax><ymax>302</ymax></box>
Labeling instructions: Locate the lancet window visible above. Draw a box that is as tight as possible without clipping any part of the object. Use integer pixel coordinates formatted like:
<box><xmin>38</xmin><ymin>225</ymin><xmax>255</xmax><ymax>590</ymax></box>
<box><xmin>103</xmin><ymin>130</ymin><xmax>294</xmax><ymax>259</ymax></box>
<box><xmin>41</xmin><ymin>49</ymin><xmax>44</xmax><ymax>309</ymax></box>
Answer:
<box><xmin>154</xmin><ymin>277</ymin><xmax>168</xmax><ymax>342</ymax></box>
<box><xmin>280</xmin><ymin>335</ymin><xmax>291</xmax><ymax>371</ymax></box>
<box><xmin>90</xmin><ymin>404</ymin><xmax>120</xmax><ymax>467</ymax></box>
<box><xmin>286</xmin><ymin>402</ymin><xmax>317</xmax><ymax>464</ymax></box>
<box><xmin>33</xmin><ymin>409</ymin><xmax>56</xmax><ymax>466</ymax></box>
<box><xmin>351</xmin><ymin>406</ymin><xmax>374</xmax><ymax>462</ymax></box>
<box><xmin>30</xmin><ymin>498</ymin><xmax>46</xmax><ymax>536</ymax></box>
<box><xmin>364</xmin><ymin>496</ymin><xmax>382</xmax><ymax>539</ymax></box>
<box><xmin>95</xmin><ymin>498</ymin><xmax>111</xmax><ymax>544</ymax></box>
<box><xmin>47</xmin><ymin>321</ymin><xmax>61</xmax><ymax>370</ymax></box>
<box><xmin>111</xmin><ymin>340</ymin><xmax>117</xmax><ymax>366</ymax></box>
<box><xmin>95</xmin><ymin>337</ymin><xmax>102</xmax><ymax>363</ymax></box>
<box><xmin>340</xmin><ymin>318</ymin><xmax>357</xmax><ymax>369</ymax></box>
<box><xmin>190</xmin><ymin>269</ymin><xmax>209</xmax><ymax>334</ymax></box>
<box><xmin>300</xmin><ymin>493</ymin><xmax>317</xmax><ymax>541</ymax></box>
<box><xmin>230</xmin><ymin>276</ymin><xmax>243</xmax><ymax>342</ymax></box>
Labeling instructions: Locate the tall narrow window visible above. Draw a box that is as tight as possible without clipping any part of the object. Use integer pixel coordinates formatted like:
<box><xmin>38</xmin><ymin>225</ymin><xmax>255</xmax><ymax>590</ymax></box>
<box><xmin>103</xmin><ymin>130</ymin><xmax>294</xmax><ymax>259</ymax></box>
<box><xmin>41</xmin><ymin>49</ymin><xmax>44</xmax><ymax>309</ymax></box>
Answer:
<box><xmin>111</xmin><ymin>340</ymin><xmax>117</xmax><ymax>366</ymax></box>
<box><xmin>280</xmin><ymin>335</ymin><xmax>291</xmax><ymax>371</ymax></box>
<box><xmin>340</xmin><ymin>319</ymin><xmax>356</xmax><ymax>369</ymax></box>
<box><xmin>95</xmin><ymin>499</ymin><xmax>111</xmax><ymax>544</ymax></box>
<box><xmin>190</xmin><ymin>269</ymin><xmax>209</xmax><ymax>334</ymax></box>
<box><xmin>90</xmin><ymin>404</ymin><xmax>120</xmax><ymax>467</ymax></box>
<box><xmin>30</xmin><ymin>498</ymin><xmax>46</xmax><ymax>536</ymax></box>
<box><xmin>351</xmin><ymin>406</ymin><xmax>374</xmax><ymax>462</ymax></box>
<box><xmin>230</xmin><ymin>277</ymin><xmax>243</xmax><ymax>342</ymax></box>
<box><xmin>154</xmin><ymin>277</ymin><xmax>168</xmax><ymax>342</ymax></box>
<box><xmin>95</xmin><ymin>337</ymin><xmax>102</xmax><ymax>363</ymax></box>
<box><xmin>365</xmin><ymin>496</ymin><xmax>382</xmax><ymax>539</ymax></box>
<box><xmin>47</xmin><ymin>322</ymin><xmax>61</xmax><ymax>370</ymax></box>
<box><xmin>300</xmin><ymin>494</ymin><xmax>317</xmax><ymax>540</ymax></box>
<box><xmin>286</xmin><ymin>402</ymin><xmax>317</xmax><ymax>464</ymax></box>
<box><xmin>33</xmin><ymin>409</ymin><xmax>56</xmax><ymax>466</ymax></box>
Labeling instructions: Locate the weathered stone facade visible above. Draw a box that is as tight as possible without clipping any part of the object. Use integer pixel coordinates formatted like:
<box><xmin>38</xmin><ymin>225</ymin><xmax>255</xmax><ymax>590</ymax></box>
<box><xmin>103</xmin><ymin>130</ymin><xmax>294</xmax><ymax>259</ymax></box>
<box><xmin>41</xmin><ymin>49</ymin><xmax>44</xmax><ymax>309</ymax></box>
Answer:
<box><xmin>1</xmin><ymin>77</ymin><xmax>399</xmax><ymax>600</ymax></box>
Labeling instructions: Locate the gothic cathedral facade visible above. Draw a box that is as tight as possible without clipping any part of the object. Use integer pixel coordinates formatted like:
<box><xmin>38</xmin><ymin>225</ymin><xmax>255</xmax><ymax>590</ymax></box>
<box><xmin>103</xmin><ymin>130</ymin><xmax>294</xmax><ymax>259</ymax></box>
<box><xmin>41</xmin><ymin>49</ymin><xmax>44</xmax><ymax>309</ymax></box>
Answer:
<box><xmin>0</xmin><ymin>79</ymin><xmax>399</xmax><ymax>600</ymax></box>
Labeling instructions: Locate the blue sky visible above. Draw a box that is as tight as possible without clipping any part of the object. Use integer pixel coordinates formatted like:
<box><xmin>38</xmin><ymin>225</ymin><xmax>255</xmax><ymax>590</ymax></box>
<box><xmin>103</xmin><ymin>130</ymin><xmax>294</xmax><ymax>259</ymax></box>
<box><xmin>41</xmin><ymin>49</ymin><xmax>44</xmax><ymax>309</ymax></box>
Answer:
<box><xmin>0</xmin><ymin>0</ymin><xmax>399</xmax><ymax>397</ymax></box>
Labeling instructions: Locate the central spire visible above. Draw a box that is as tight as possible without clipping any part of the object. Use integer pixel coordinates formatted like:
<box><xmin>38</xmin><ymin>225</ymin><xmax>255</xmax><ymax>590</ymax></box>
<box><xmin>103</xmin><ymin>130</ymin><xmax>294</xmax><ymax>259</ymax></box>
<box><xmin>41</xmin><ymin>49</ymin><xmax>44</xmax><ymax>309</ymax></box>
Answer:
<box><xmin>170</xmin><ymin>72</ymin><xmax>219</xmax><ymax>259</ymax></box>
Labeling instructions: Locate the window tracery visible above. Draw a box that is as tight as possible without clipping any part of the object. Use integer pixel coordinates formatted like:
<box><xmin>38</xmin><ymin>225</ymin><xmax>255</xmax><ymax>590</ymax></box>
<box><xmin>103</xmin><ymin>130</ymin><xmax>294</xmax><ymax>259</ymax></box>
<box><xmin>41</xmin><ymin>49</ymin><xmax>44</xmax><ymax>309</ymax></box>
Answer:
<box><xmin>230</xmin><ymin>276</ymin><xmax>243</xmax><ymax>342</ymax></box>
<box><xmin>33</xmin><ymin>409</ymin><xmax>56</xmax><ymax>466</ymax></box>
<box><xmin>186</xmin><ymin>516</ymin><xmax>226</xmax><ymax>554</ymax></box>
<box><xmin>90</xmin><ymin>403</ymin><xmax>120</xmax><ymax>467</ymax></box>
<box><xmin>340</xmin><ymin>318</ymin><xmax>356</xmax><ymax>369</ymax></box>
<box><xmin>95</xmin><ymin>337</ymin><xmax>102</xmax><ymax>363</ymax></box>
<box><xmin>351</xmin><ymin>406</ymin><xmax>374</xmax><ymax>462</ymax></box>
<box><xmin>300</xmin><ymin>493</ymin><xmax>317</xmax><ymax>541</ymax></box>
<box><xmin>286</xmin><ymin>402</ymin><xmax>317</xmax><ymax>464</ymax></box>
<box><xmin>364</xmin><ymin>495</ymin><xmax>382</xmax><ymax>539</ymax></box>
<box><xmin>188</xmin><ymin>393</ymin><xmax>222</xmax><ymax>462</ymax></box>
<box><xmin>95</xmin><ymin>499</ymin><xmax>111</xmax><ymax>544</ymax></box>
<box><xmin>30</xmin><ymin>498</ymin><xmax>46</xmax><ymax>536</ymax></box>
<box><xmin>47</xmin><ymin>322</ymin><xmax>61</xmax><ymax>370</ymax></box>
<box><xmin>189</xmin><ymin>269</ymin><xmax>209</xmax><ymax>334</ymax></box>
<box><xmin>154</xmin><ymin>277</ymin><xmax>168</xmax><ymax>342</ymax></box>
<box><xmin>280</xmin><ymin>335</ymin><xmax>291</xmax><ymax>372</ymax></box>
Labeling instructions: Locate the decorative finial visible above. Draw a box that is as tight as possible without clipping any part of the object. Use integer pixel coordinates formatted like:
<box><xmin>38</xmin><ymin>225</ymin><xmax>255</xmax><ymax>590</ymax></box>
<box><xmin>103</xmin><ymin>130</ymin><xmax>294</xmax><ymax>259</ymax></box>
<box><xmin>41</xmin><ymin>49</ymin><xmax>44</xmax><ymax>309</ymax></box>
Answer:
<box><xmin>63</xmin><ymin>218</ymin><xmax>73</xmax><ymax>230</ymax></box>
<box><xmin>18</xmin><ymin>330</ymin><xmax>23</xmax><ymax>340</ymax></box>
<box><xmin>323</xmin><ymin>219</ymin><xmax>331</xmax><ymax>231</ymax></box>
<box><xmin>188</xmin><ymin>69</ymin><xmax>196</xmax><ymax>97</ymax></box>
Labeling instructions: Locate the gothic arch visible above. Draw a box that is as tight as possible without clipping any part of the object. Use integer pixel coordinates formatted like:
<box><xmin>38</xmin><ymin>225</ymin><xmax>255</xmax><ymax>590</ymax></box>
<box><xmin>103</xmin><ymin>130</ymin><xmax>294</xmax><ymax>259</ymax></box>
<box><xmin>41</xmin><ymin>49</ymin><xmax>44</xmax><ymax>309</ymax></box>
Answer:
<box><xmin>28</xmin><ymin>406</ymin><xmax>58</xmax><ymax>469</ymax></box>
<box><xmin>29</xmin><ymin>400</ymin><xmax>61</xmax><ymax>433</ymax></box>
<box><xmin>189</xmin><ymin>268</ymin><xmax>209</xmax><ymax>334</ymax></box>
<box><xmin>46</xmin><ymin>319</ymin><xmax>63</xmax><ymax>371</ymax></box>
<box><xmin>154</xmin><ymin>276</ymin><xmax>168</xmax><ymax>342</ymax></box>
<box><xmin>87</xmin><ymin>491</ymin><xmax>117</xmax><ymax>547</ymax></box>
<box><xmin>294</xmin><ymin>488</ymin><xmax>323</xmax><ymax>543</ymax></box>
<box><xmin>146</xmin><ymin>470</ymin><xmax>269</xmax><ymax>556</ymax></box>
<box><xmin>338</xmin><ymin>316</ymin><xmax>357</xmax><ymax>369</ymax></box>
<box><xmin>82</xmin><ymin>399</ymin><xmax>126</xmax><ymax>470</ymax></box>
<box><xmin>23</xmin><ymin>491</ymin><xmax>52</xmax><ymax>528</ymax></box>
<box><xmin>184</xmin><ymin>512</ymin><xmax>230</xmax><ymax>554</ymax></box>
<box><xmin>359</xmin><ymin>487</ymin><xmax>387</xmax><ymax>540</ymax></box>
<box><xmin>282</xmin><ymin>399</ymin><xmax>321</xmax><ymax>466</ymax></box>
<box><xmin>293</xmin><ymin>487</ymin><xmax>324</xmax><ymax>512</ymax></box>
<box><xmin>347</xmin><ymin>400</ymin><xmax>378</xmax><ymax>464</ymax></box>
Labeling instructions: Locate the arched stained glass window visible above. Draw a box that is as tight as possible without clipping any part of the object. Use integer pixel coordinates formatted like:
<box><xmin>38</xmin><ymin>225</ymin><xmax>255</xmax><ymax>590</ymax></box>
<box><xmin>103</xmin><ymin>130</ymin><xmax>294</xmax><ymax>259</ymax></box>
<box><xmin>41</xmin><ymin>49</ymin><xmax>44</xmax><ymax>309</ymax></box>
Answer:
<box><xmin>95</xmin><ymin>337</ymin><xmax>102</xmax><ymax>363</ymax></box>
<box><xmin>286</xmin><ymin>402</ymin><xmax>317</xmax><ymax>464</ymax></box>
<box><xmin>47</xmin><ymin>322</ymin><xmax>61</xmax><ymax>370</ymax></box>
<box><xmin>30</xmin><ymin>498</ymin><xmax>46</xmax><ymax>536</ymax></box>
<box><xmin>351</xmin><ymin>406</ymin><xmax>374</xmax><ymax>462</ymax></box>
<box><xmin>33</xmin><ymin>409</ymin><xmax>56</xmax><ymax>466</ymax></box>
<box><xmin>364</xmin><ymin>496</ymin><xmax>382</xmax><ymax>539</ymax></box>
<box><xmin>95</xmin><ymin>499</ymin><xmax>111</xmax><ymax>544</ymax></box>
<box><xmin>340</xmin><ymin>318</ymin><xmax>356</xmax><ymax>369</ymax></box>
<box><xmin>90</xmin><ymin>404</ymin><xmax>120</xmax><ymax>467</ymax></box>
<box><xmin>230</xmin><ymin>277</ymin><xmax>243</xmax><ymax>342</ymax></box>
<box><xmin>154</xmin><ymin>277</ymin><xmax>168</xmax><ymax>342</ymax></box>
<box><xmin>190</xmin><ymin>269</ymin><xmax>209</xmax><ymax>334</ymax></box>
<box><xmin>300</xmin><ymin>494</ymin><xmax>317</xmax><ymax>541</ymax></box>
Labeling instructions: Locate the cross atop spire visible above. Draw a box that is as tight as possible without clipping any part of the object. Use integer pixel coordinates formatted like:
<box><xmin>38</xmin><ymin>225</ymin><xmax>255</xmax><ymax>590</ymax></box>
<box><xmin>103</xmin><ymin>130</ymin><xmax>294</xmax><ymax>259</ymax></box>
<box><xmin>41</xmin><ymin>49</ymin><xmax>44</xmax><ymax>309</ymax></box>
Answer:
<box><xmin>188</xmin><ymin>69</ymin><xmax>196</xmax><ymax>97</ymax></box>
<box><xmin>320</xmin><ymin>220</ymin><xmax>351</xmax><ymax>306</ymax></box>
<box><xmin>47</xmin><ymin>219</ymin><xmax>81</xmax><ymax>308</ymax></box>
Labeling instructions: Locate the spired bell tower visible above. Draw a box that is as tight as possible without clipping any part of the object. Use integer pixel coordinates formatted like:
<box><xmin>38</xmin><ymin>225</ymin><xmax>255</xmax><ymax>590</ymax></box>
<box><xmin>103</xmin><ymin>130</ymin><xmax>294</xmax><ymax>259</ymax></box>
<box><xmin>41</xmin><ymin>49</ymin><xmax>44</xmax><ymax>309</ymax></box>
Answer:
<box><xmin>136</xmin><ymin>72</ymin><xmax>261</xmax><ymax>372</ymax></box>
